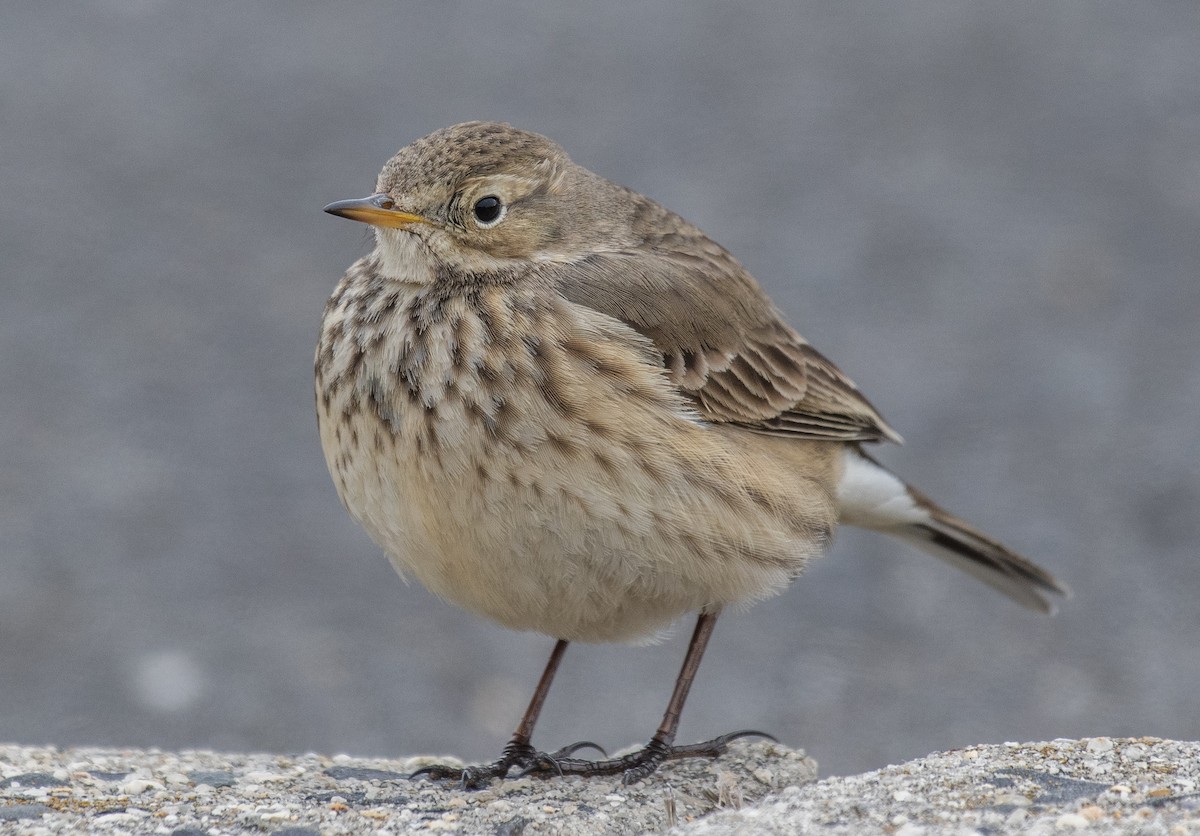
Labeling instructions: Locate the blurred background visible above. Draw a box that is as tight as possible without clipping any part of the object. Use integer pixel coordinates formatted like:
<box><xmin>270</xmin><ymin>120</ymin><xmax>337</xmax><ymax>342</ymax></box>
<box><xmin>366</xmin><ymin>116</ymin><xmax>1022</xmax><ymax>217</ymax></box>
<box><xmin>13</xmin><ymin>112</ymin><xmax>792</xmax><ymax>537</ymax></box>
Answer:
<box><xmin>2</xmin><ymin>3</ymin><xmax>1198</xmax><ymax>778</ymax></box>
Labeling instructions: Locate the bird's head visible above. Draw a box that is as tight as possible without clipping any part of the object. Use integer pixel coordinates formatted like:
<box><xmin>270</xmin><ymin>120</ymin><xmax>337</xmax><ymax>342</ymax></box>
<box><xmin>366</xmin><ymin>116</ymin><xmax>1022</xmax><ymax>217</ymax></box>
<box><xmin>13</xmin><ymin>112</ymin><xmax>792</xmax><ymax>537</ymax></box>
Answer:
<box><xmin>324</xmin><ymin>122</ymin><xmax>637</xmax><ymax>283</ymax></box>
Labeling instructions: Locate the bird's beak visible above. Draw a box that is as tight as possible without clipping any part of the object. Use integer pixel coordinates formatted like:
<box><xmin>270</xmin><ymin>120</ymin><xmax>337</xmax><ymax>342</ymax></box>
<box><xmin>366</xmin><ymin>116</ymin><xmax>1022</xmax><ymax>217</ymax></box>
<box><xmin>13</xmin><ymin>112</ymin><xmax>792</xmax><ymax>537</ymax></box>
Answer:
<box><xmin>323</xmin><ymin>194</ymin><xmax>427</xmax><ymax>228</ymax></box>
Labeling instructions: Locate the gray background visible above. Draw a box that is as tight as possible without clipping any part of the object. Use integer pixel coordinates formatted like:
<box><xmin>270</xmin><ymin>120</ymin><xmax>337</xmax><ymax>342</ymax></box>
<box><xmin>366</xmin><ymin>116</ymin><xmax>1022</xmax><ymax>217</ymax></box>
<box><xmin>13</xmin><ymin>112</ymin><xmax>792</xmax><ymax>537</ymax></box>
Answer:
<box><xmin>3</xmin><ymin>3</ymin><xmax>1198</xmax><ymax>778</ymax></box>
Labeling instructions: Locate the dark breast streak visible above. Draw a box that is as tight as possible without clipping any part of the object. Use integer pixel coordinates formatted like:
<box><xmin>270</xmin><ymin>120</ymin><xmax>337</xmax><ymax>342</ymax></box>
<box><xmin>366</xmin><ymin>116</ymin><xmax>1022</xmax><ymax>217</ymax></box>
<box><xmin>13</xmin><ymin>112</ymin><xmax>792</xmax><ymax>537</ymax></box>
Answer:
<box><xmin>316</xmin><ymin>263</ymin><xmax>834</xmax><ymax>589</ymax></box>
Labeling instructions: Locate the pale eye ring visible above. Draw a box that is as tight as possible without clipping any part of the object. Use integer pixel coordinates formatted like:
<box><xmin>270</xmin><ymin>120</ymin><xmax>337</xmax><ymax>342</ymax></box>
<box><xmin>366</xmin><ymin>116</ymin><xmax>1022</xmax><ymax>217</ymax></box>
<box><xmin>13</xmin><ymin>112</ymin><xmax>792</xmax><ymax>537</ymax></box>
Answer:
<box><xmin>472</xmin><ymin>195</ymin><xmax>505</xmax><ymax>227</ymax></box>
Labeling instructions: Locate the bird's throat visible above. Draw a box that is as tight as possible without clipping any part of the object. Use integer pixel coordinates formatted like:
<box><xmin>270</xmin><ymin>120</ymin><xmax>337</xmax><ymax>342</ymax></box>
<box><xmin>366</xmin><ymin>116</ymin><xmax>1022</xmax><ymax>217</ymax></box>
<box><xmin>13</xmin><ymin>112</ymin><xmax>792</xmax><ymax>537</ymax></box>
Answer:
<box><xmin>374</xmin><ymin>228</ymin><xmax>437</xmax><ymax>285</ymax></box>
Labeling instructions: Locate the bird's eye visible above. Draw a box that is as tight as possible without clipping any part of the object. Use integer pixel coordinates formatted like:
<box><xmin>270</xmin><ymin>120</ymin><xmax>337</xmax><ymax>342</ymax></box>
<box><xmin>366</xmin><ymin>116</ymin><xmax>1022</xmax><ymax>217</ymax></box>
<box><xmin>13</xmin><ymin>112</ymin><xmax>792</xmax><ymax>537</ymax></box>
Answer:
<box><xmin>472</xmin><ymin>195</ymin><xmax>505</xmax><ymax>226</ymax></box>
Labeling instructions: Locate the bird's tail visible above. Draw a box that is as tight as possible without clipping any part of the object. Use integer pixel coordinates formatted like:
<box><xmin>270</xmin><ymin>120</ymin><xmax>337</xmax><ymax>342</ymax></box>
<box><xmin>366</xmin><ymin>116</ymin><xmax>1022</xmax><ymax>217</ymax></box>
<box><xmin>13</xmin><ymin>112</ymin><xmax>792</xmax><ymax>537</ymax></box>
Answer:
<box><xmin>835</xmin><ymin>446</ymin><xmax>1069</xmax><ymax>613</ymax></box>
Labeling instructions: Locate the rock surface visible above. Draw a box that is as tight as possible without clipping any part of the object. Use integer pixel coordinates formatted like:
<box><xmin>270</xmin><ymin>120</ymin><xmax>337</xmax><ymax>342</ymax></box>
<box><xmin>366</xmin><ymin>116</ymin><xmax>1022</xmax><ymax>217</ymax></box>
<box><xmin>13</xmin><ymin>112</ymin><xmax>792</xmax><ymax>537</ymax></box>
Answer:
<box><xmin>1</xmin><ymin>738</ymin><xmax>1197</xmax><ymax>834</ymax></box>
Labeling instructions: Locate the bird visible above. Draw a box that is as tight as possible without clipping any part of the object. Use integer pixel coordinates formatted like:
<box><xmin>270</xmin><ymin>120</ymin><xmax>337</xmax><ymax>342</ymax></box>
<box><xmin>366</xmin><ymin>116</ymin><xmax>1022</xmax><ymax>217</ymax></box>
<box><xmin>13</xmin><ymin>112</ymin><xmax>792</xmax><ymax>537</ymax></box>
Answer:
<box><xmin>316</xmin><ymin>121</ymin><xmax>1067</xmax><ymax>787</ymax></box>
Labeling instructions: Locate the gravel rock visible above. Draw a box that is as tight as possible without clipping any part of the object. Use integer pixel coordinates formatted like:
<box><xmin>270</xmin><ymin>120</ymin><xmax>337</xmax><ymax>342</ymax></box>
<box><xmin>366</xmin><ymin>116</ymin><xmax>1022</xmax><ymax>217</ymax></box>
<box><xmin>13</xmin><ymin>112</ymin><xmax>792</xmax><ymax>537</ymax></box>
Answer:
<box><xmin>1</xmin><ymin>738</ymin><xmax>1196</xmax><ymax>834</ymax></box>
<box><xmin>685</xmin><ymin>738</ymin><xmax>1200</xmax><ymax>835</ymax></box>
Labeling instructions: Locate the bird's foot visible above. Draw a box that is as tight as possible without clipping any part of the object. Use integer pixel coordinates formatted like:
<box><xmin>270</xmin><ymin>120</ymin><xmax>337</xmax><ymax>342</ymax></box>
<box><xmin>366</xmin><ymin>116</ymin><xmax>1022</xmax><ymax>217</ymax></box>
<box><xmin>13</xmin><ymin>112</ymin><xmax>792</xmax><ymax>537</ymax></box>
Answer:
<box><xmin>410</xmin><ymin>738</ymin><xmax>606</xmax><ymax>790</ymax></box>
<box><xmin>522</xmin><ymin>729</ymin><xmax>775</xmax><ymax>785</ymax></box>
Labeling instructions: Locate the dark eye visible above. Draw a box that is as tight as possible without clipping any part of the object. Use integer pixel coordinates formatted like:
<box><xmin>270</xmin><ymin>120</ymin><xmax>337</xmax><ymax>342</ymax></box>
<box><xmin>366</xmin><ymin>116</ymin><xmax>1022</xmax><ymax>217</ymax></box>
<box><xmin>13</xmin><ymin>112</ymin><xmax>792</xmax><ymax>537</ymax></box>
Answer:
<box><xmin>473</xmin><ymin>195</ymin><xmax>504</xmax><ymax>226</ymax></box>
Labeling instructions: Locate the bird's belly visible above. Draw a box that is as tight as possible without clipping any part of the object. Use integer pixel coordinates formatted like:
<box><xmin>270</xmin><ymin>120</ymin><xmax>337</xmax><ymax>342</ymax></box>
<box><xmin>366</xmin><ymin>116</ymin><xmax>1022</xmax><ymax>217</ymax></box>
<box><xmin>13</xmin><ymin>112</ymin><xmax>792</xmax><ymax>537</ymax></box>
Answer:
<box><xmin>316</xmin><ymin>288</ymin><xmax>839</xmax><ymax>643</ymax></box>
<box><xmin>322</xmin><ymin>404</ymin><xmax>764</xmax><ymax>642</ymax></box>
<box><xmin>322</xmin><ymin>402</ymin><xmax>842</xmax><ymax>643</ymax></box>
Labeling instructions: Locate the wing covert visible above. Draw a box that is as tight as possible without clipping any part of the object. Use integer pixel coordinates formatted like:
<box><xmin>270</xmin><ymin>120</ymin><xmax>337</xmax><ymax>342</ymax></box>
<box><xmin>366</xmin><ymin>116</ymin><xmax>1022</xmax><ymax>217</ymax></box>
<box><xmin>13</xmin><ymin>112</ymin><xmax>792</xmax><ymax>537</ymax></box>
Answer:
<box><xmin>540</xmin><ymin>235</ymin><xmax>901</xmax><ymax>444</ymax></box>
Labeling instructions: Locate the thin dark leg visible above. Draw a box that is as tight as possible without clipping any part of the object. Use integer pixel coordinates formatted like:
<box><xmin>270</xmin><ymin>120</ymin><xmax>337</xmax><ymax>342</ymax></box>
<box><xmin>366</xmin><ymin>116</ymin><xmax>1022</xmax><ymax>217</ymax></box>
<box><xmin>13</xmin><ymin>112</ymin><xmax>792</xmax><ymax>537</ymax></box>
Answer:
<box><xmin>511</xmin><ymin>638</ymin><xmax>569</xmax><ymax>746</ymax></box>
<box><xmin>651</xmin><ymin>609</ymin><xmax>718</xmax><ymax>748</ymax></box>
<box><xmin>525</xmin><ymin>608</ymin><xmax>774</xmax><ymax>784</ymax></box>
<box><xmin>411</xmin><ymin>639</ymin><xmax>604</xmax><ymax>788</ymax></box>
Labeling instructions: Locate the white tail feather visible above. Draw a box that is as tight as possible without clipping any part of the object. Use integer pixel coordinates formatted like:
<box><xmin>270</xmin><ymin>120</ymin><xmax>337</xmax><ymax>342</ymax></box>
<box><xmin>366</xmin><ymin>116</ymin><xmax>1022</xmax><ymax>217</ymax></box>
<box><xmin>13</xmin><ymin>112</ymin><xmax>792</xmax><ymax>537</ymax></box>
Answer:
<box><xmin>836</xmin><ymin>447</ymin><xmax>1068</xmax><ymax>613</ymax></box>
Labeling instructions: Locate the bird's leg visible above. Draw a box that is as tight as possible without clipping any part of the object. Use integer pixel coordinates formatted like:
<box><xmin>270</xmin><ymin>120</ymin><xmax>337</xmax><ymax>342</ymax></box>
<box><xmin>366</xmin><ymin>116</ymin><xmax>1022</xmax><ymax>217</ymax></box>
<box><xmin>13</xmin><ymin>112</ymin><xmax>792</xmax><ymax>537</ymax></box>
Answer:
<box><xmin>411</xmin><ymin>639</ymin><xmax>604</xmax><ymax>788</ymax></box>
<box><xmin>525</xmin><ymin>609</ymin><xmax>773</xmax><ymax>784</ymax></box>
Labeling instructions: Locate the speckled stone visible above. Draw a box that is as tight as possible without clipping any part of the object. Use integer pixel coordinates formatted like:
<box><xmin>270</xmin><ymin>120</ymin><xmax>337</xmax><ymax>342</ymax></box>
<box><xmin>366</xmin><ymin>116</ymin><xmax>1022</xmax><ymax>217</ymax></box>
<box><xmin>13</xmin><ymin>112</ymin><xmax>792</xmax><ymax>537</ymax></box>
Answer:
<box><xmin>1</xmin><ymin>739</ymin><xmax>1197</xmax><ymax>834</ymax></box>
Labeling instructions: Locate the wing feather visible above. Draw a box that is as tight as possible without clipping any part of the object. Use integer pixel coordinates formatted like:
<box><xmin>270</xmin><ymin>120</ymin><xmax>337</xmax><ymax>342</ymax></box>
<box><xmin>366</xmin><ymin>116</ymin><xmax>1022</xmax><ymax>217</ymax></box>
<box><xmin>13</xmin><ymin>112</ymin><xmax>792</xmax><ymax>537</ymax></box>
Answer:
<box><xmin>539</xmin><ymin>202</ymin><xmax>901</xmax><ymax>444</ymax></box>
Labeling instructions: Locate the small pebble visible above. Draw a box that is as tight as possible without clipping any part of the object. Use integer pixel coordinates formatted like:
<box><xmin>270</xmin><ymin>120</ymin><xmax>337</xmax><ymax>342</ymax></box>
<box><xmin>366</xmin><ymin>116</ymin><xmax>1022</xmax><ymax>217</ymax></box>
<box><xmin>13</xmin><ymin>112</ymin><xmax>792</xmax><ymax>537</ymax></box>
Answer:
<box><xmin>118</xmin><ymin>778</ymin><xmax>163</xmax><ymax>795</ymax></box>
<box><xmin>243</xmin><ymin>770</ymin><xmax>287</xmax><ymax>783</ymax></box>
<box><xmin>1056</xmin><ymin>812</ymin><xmax>1089</xmax><ymax>829</ymax></box>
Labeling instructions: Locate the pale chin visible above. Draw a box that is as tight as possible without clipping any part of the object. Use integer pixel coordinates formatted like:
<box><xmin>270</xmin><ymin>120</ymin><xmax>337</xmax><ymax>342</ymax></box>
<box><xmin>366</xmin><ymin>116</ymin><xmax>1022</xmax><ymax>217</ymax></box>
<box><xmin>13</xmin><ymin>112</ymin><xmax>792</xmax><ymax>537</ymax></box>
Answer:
<box><xmin>374</xmin><ymin>227</ymin><xmax>437</xmax><ymax>284</ymax></box>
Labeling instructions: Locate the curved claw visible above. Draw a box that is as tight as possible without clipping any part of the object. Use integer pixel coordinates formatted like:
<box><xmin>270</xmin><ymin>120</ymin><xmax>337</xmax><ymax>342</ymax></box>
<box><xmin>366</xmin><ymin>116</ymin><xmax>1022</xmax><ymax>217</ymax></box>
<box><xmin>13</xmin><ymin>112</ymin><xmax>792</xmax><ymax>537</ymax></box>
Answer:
<box><xmin>551</xmin><ymin>740</ymin><xmax>608</xmax><ymax>759</ymax></box>
<box><xmin>515</xmin><ymin>756</ymin><xmax>564</xmax><ymax>780</ymax></box>
<box><xmin>657</xmin><ymin>728</ymin><xmax>778</xmax><ymax>765</ymax></box>
<box><xmin>512</xmin><ymin>741</ymin><xmax>608</xmax><ymax>779</ymax></box>
<box><xmin>714</xmin><ymin>728</ymin><xmax>779</xmax><ymax>746</ymax></box>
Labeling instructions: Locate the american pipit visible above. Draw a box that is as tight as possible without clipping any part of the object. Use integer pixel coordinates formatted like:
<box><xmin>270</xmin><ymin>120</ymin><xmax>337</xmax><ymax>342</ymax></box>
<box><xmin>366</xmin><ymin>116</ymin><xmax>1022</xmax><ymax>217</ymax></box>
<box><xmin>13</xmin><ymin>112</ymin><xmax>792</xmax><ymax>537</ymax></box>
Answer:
<box><xmin>317</xmin><ymin>121</ymin><xmax>1067</xmax><ymax>786</ymax></box>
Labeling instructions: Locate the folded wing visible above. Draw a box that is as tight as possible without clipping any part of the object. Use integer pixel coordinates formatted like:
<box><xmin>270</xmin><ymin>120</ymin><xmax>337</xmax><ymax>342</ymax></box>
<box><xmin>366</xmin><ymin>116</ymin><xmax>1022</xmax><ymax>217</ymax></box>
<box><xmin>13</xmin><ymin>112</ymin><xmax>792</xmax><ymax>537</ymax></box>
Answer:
<box><xmin>546</xmin><ymin>242</ymin><xmax>901</xmax><ymax>444</ymax></box>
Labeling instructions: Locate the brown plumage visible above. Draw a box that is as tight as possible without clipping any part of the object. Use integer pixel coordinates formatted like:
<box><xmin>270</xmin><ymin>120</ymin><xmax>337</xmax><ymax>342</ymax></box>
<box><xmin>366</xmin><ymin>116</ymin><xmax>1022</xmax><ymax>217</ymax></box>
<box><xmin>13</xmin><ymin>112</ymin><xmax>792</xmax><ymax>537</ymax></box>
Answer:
<box><xmin>316</xmin><ymin>122</ymin><xmax>1067</xmax><ymax>785</ymax></box>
